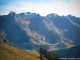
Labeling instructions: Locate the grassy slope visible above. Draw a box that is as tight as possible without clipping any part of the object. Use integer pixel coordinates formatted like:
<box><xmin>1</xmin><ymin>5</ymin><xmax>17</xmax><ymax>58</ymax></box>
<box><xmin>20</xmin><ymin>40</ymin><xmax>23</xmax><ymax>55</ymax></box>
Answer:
<box><xmin>0</xmin><ymin>41</ymin><xmax>41</xmax><ymax>60</ymax></box>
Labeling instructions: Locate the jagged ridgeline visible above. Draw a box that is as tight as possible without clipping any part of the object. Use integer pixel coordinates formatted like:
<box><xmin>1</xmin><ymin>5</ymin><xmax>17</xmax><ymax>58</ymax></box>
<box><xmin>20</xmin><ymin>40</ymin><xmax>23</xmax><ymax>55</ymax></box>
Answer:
<box><xmin>0</xmin><ymin>11</ymin><xmax>80</xmax><ymax>51</ymax></box>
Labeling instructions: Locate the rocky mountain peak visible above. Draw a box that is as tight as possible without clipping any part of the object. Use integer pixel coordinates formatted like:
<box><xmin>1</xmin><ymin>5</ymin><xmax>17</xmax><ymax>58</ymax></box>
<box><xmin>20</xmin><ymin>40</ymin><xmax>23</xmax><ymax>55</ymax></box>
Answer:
<box><xmin>8</xmin><ymin>11</ymin><xmax>16</xmax><ymax>16</ymax></box>
<box><xmin>0</xmin><ymin>11</ymin><xmax>80</xmax><ymax>51</ymax></box>
<box><xmin>46</xmin><ymin>13</ymin><xmax>58</xmax><ymax>19</ymax></box>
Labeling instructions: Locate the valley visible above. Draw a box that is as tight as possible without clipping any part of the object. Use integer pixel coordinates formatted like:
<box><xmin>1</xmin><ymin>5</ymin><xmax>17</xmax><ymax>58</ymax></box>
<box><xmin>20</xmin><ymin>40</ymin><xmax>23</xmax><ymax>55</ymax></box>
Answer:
<box><xmin>0</xmin><ymin>11</ymin><xmax>80</xmax><ymax>58</ymax></box>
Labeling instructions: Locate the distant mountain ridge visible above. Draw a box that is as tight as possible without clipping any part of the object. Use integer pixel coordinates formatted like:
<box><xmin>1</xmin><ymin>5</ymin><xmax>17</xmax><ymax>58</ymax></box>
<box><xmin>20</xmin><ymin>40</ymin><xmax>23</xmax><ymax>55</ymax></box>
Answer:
<box><xmin>0</xmin><ymin>11</ymin><xmax>80</xmax><ymax>50</ymax></box>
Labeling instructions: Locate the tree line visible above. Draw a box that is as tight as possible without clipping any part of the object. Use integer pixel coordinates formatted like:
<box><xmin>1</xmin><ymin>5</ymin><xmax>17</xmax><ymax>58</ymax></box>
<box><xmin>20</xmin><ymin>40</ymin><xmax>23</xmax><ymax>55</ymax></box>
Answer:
<box><xmin>39</xmin><ymin>48</ymin><xmax>62</xmax><ymax>60</ymax></box>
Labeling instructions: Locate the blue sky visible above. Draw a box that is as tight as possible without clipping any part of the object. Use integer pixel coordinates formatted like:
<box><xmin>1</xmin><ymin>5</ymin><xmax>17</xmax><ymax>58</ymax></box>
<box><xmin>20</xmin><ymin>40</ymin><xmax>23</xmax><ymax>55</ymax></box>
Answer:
<box><xmin>0</xmin><ymin>0</ymin><xmax>80</xmax><ymax>17</ymax></box>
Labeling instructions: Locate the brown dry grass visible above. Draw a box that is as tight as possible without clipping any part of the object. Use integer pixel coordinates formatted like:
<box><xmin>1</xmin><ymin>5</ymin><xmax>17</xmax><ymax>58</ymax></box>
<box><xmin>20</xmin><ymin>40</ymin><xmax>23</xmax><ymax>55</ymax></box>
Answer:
<box><xmin>0</xmin><ymin>41</ymin><xmax>41</xmax><ymax>60</ymax></box>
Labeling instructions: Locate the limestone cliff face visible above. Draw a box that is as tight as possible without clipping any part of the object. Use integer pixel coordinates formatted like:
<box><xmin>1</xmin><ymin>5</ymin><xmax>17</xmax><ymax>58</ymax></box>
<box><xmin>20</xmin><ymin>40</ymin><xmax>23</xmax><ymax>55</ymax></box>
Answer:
<box><xmin>0</xmin><ymin>11</ymin><xmax>80</xmax><ymax>50</ymax></box>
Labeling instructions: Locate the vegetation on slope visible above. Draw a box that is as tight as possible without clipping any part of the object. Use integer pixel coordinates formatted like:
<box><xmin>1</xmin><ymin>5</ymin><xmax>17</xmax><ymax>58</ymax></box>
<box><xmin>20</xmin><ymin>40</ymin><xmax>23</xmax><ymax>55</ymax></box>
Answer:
<box><xmin>0</xmin><ymin>41</ymin><xmax>41</xmax><ymax>60</ymax></box>
<box><xmin>39</xmin><ymin>48</ymin><xmax>61</xmax><ymax>60</ymax></box>
<box><xmin>0</xmin><ymin>40</ymin><xmax>61</xmax><ymax>60</ymax></box>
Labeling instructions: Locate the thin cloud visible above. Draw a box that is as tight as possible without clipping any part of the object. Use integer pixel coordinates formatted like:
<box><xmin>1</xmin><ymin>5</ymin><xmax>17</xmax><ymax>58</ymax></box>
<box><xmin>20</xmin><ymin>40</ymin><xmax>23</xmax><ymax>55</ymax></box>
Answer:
<box><xmin>0</xmin><ymin>0</ymin><xmax>80</xmax><ymax>17</ymax></box>
<box><xmin>40</xmin><ymin>0</ymin><xmax>48</xmax><ymax>5</ymax></box>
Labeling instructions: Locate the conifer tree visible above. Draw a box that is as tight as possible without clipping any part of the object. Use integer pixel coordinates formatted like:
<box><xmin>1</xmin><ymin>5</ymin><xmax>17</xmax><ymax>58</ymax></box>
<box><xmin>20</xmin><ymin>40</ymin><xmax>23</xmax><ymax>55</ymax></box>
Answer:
<box><xmin>40</xmin><ymin>54</ymin><xmax>43</xmax><ymax>60</ymax></box>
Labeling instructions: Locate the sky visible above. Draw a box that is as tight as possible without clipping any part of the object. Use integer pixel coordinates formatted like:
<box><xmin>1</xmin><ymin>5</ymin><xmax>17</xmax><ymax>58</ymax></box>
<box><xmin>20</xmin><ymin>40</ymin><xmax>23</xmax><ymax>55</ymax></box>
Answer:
<box><xmin>0</xmin><ymin>0</ymin><xmax>80</xmax><ymax>17</ymax></box>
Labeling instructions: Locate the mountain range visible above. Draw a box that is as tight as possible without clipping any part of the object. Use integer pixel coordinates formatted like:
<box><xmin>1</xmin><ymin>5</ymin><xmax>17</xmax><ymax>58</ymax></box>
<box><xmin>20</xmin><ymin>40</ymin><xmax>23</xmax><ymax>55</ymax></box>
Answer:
<box><xmin>0</xmin><ymin>11</ymin><xmax>80</xmax><ymax>51</ymax></box>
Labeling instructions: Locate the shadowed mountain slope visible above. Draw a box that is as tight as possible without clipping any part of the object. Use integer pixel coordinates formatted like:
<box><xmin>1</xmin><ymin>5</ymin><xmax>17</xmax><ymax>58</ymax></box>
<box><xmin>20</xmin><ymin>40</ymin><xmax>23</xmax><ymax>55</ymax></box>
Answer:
<box><xmin>0</xmin><ymin>11</ymin><xmax>80</xmax><ymax>51</ymax></box>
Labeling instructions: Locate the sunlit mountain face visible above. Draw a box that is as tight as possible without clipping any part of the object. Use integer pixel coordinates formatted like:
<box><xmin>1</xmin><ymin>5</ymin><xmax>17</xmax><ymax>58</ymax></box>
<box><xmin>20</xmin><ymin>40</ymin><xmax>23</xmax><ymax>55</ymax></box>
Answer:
<box><xmin>0</xmin><ymin>11</ymin><xmax>80</xmax><ymax>51</ymax></box>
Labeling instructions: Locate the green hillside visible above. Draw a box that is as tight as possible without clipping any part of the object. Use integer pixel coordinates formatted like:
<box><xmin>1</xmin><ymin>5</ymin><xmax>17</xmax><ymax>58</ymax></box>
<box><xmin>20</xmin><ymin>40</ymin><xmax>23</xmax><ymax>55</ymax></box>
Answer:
<box><xmin>0</xmin><ymin>41</ymin><xmax>41</xmax><ymax>60</ymax></box>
